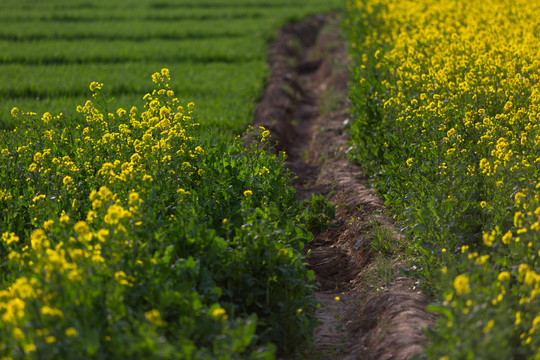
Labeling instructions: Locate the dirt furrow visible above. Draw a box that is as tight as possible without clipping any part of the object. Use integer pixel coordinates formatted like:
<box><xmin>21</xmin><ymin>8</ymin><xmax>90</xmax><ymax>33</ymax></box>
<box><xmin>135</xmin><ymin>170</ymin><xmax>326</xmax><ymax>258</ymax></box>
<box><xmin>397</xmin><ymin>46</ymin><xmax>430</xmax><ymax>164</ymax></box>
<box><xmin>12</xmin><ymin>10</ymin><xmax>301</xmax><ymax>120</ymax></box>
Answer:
<box><xmin>253</xmin><ymin>14</ymin><xmax>435</xmax><ymax>359</ymax></box>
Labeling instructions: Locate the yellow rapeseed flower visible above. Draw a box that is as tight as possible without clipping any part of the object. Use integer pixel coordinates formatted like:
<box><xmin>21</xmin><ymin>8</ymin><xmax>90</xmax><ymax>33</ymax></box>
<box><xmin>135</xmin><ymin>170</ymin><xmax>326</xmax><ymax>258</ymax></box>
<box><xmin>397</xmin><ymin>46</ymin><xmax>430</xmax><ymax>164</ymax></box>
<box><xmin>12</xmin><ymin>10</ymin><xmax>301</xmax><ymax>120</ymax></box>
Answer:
<box><xmin>60</xmin><ymin>212</ymin><xmax>70</xmax><ymax>224</ymax></box>
<box><xmin>12</xmin><ymin>327</ymin><xmax>25</xmax><ymax>341</ymax></box>
<box><xmin>454</xmin><ymin>274</ymin><xmax>471</xmax><ymax>296</ymax></box>
<box><xmin>482</xmin><ymin>231</ymin><xmax>495</xmax><ymax>247</ymax></box>
<box><xmin>114</xmin><ymin>271</ymin><xmax>134</xmax><ymax>287</ymax></box>
<box><xmin>1</xmin><ymin>232</ymin><xmax>19</xmax><ymax>245</ymax></box>
<box><xmin>1</xmin><ymin>298</ymin><xmax>25</xmax><ymax>323</ymax></box>
<box><xmin>73</xmin><ymin>221</ymin><xmax>90</xmax><ymax>234</ymax></box>
<box><xmin>23</xmin><ymin>344</ymin><xmax>36</xmax><ymax>353</ymax></box>
<box><xmin>104</xmin><ymin>204</ymin><xmax>129</xmax><ymax>225</ymax></box>
<box><xmin>42</xmin><ymin>112</ymin><xmax>52</xmax><ymax>124</ymax></box>
<box><xmin>62</xmin><ymin>175</ymin><xmax>73</xmax><ymax>186</ymax></box>
<box><xmin>128</xmin><ymin>192</ymin><xmax>140</xmax><ymax>205</ymax></box>
<box><xmin>145</xmin><ymin>309</ymin><xmax>165</xmax><ymax>326</ymax></box>
<box><xmin>501</xmin><ymin>231</ymin><xmax>512</xmax><ymax>245</ymax></box>
<box><xmin>65</xmin><ymin>327</ymin><xmax>78</xmax><ymax>337</ymax></box>
<box><xmin>33</xmin><ymin>152</ymin><xmax>43</xmax><ymax>163</ymax></box>
<box><xmin>30</xmin><ymin>229</ymin><xmax>48</xmax><ymax>251</ymax></box>
<box><xmin>41</xmin><ymin>306</ymin><xmax>63</xmax><ymax>318</ymax></box>
<box><xmin>176</xmin><ymin>188</ymin><xmax>190</xmax><ymax>196</ymax></box>
<box><xmin>498</xmin><ymin>271</ymin><xmax>510</xmax><ymax>282</ymax></box>
<box><xmin>483</xmin><ymin>320</ymin><xmax>495</xmax><ymax>334</ymax></box>
<box><xmin>45</xmin><ymin>335</ymin><xmax>56</xmax><ymax>344</ymax></box>
<box><xmin>32</xmin><ymin>194</ymin><xmax>46</xmax><ymax>203</ymax></box>
<box><xmin>211</xmin><ymin>307</ymin><xmax>228</xmax><ymax>319</ymax></box>
<box><xmin>89</xmin><ymin>81</ymin><xmax>102</xmax><ymax>92</ymax></box>
<box><xmin>159</xmin><ymin>106</ymin><xmax>170</xmax><ymax>118</ymax></box>
<box><xmin>142</xmin><ymin>174</ymin><xmax>153</xmax><ymax>182</ymax></box>
<box><xmin>514</xmin><ymin>211</ymin><xmax>523</xmax><ymax>228</ymax></box>
<box><xmin>43</xmin><ymin>220</ymin><xmax>54</xmax><ymax>231</ymax></box>
<box><xmin>98</xmin><ymin>186</ymin><xmax>113</xmax><ymax>201</ymax></box>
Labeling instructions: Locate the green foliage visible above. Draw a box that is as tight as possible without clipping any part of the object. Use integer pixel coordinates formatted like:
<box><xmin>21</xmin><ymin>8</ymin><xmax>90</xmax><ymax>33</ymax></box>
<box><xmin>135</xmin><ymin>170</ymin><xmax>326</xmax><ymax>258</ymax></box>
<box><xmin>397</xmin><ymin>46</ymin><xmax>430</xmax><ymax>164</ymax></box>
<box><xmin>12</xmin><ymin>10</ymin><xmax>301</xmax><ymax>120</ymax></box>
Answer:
<box><xmin>302</xmin><ymin>194</ymin><xmax>336</xmax><ymax>233</ymax></box>
<box><xmin>365</xmin><ymin>216</ymin><xmax>399</xmax><ymax>256</ymax></box>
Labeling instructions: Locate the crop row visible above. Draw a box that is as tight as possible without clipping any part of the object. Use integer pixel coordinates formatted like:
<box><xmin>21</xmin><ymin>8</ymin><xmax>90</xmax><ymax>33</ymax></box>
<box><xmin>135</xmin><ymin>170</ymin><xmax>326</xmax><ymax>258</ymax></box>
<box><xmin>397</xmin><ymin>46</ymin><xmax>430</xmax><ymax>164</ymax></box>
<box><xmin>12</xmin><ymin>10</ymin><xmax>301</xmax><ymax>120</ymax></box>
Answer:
<box><xmin>0</xmin><ymin>61</ymin><xmax>266</xmax><ymax>100</ymax></box>
<box><xmin>0</xmin><ymin>10</ymin><xmax>265</xmax><ymax>23</ymax></box>
<box><xmin>0</xmin><ymin>6</ymin><xmax>319</xmax><ymax>23</ymax></box>
<box><xmin>0</xmin><ymin>37</ymin><xmax>265</xmax><ymax>65</ymax></box>
<box><xmin>0</xmin><ymin>71</ymin><xmax>318</xmax><ymax>359</ymax></box>
<box><xmin>0</xmin><ymin>0</ymin><xmax>307</xmax><ymax>10</ymax></box>
<box><xmin>345</xmin><ymin>0</ymin><xmax>540</xmax><ymax>358</ymax></box>
<box><xmin>0</xmin><ymin>19</ymin><xmax>278</xmax><ymax>41</ymax></box>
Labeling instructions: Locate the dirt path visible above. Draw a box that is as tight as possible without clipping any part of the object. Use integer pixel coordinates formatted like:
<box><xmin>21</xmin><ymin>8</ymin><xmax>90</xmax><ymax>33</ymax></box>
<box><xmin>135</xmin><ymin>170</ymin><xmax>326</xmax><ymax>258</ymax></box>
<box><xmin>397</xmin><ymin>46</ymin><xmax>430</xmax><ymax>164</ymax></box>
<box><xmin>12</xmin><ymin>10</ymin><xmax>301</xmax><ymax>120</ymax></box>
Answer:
<box><xmin>252</xmin><ymin>14</ymin><xmax>435</xmax><ymax>360</ymax></box>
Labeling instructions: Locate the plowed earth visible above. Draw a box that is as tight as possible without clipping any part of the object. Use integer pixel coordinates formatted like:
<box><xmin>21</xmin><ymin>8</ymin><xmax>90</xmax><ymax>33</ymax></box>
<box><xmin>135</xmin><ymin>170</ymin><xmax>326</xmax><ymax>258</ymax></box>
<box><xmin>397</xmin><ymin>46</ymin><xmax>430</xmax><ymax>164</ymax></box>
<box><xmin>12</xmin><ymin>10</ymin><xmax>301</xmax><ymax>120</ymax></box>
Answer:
<box><xmin>252</xmin><ymin>14</ymin><xmax>436</xmax><ymax>360</ymax></box>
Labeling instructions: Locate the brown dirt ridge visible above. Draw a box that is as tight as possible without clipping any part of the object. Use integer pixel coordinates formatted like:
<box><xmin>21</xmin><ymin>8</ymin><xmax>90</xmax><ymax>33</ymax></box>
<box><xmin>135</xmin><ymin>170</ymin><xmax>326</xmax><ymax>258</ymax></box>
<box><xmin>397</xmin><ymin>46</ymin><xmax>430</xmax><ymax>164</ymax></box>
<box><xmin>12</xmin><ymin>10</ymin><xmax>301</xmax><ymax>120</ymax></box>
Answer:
<box><xmin>252</xmin><ymin>14</ymin><xmax>436</xmax><ymax>360</ymax></box>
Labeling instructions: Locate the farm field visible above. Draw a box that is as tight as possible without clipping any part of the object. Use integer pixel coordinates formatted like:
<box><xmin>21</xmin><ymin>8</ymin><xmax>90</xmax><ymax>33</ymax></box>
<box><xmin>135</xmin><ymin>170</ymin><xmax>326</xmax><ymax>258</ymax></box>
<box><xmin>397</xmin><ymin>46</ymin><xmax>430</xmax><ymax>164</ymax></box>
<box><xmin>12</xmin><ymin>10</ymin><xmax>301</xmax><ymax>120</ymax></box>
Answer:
<box><xmin>0</xmin><ymin>1</ymin><xmax>343</xmax><ymax>359</ymax></box>
<box><xmin>0</xmin><ymin>0</ymin><xmax>341</xmax><ymax>137</ymax></box>
<box><xmin>346</xmin><ymin>0</ymin><xmax>540</xmax><ymax>358</ymax></box>
<box><xmin>4</xmin><ymin>0</ymin><xmax>539</xmax><ymax>358</ymax></box>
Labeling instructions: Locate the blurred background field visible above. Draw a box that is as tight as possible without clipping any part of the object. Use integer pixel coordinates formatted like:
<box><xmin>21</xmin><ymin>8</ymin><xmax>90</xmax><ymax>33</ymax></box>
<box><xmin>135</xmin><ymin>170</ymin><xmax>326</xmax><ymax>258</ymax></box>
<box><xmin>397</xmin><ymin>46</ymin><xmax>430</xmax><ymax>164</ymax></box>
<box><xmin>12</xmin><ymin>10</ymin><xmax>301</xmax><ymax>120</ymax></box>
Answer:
<box><xmin>0</xmin><ymin>0</ymin><xmax>342</xmax><ymax>137</ymax></box>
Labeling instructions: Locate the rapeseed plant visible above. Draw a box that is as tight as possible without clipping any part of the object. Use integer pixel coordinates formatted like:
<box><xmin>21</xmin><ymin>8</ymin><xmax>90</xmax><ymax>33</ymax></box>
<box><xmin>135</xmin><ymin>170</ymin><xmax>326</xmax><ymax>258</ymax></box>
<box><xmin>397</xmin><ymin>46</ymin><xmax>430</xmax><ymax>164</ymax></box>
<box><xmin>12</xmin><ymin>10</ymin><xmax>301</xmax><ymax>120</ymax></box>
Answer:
<box><xmin>0</xmin><ymin>69</ymin><xmax>317</xmax><ymax>358</ymax></box>
<box><xmin>346</xmin><ymin>0</ymin><xmax>540</xmax><ymax>357</ymax></box>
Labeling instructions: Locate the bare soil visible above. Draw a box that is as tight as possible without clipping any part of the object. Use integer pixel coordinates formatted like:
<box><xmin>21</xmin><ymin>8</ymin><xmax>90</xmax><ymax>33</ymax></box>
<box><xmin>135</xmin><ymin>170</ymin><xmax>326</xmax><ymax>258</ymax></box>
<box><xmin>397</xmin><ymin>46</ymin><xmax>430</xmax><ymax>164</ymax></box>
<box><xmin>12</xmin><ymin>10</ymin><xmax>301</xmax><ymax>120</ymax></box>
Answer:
<box><xmin>252</xmin><ymin>14</ymin><xmax>436</xmax><ymax>359</ymax></box>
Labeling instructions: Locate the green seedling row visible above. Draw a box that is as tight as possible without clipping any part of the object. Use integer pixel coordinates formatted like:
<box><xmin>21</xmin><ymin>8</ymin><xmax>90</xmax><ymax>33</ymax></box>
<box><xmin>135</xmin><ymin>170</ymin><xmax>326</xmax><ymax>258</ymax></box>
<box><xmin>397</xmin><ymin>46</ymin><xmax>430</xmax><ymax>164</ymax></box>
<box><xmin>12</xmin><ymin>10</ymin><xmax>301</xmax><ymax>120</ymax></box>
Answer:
<box><xmin>0</xmin><ymin>37</ymin><xmax>266</xmax><ymax>65</ymax></box>
<box><xmin>0</xmin><ymin>18</ymin><xmax>278</xmax><ymax>41</ymax></box>
<box><xmin>0</xmin><ymin>61</ymin><xmax>266</xmax><ymax>98</ymax></box>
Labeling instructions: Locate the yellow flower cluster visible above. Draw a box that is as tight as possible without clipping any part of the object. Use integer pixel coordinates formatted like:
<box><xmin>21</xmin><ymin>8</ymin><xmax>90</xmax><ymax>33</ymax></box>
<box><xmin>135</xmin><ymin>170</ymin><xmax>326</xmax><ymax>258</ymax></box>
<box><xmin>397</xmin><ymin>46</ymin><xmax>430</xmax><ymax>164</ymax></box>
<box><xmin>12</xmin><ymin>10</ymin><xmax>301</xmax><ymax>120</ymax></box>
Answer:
<box><xmin>89</xmin><ymin>81</ymin><xmax>103</xmax><ymax>92</ymax></box>
<box><xmin>144</xmin><ymin>309</ymin><xmax>165</xmax><ymax>326</ymax></box>
<box><xmin>211</xmin><ymin>307</ymin><xmax>228</xmax><ymax>320</ymax></box>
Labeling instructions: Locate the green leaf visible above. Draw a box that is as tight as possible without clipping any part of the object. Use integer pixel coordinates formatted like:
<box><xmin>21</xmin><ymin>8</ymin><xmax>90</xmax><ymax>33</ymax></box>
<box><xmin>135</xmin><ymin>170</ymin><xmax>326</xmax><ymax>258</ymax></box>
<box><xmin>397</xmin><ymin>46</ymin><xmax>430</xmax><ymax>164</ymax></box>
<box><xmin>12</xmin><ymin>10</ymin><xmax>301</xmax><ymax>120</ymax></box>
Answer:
<box><xmin>412</xmin><ymin>223</ymin><xmax>427</xmax><ymax>233</ymax></box>
<box><xmin>426</xmin><ymin>303</ymin><xmax>453</xmax><ymax>320</ymax></box>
